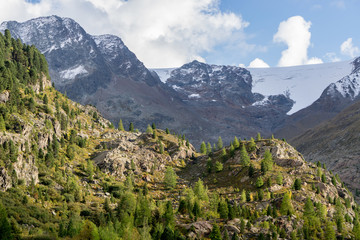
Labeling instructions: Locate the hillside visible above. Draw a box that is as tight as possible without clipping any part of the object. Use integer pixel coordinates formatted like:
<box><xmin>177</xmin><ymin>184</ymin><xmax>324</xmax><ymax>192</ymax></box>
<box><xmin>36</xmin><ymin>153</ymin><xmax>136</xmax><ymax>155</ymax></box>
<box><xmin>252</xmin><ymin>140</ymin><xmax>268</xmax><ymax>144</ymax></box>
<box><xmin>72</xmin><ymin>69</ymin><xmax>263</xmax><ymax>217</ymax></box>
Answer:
<box><xmin>292</xmin><ymin>100</ymin><xmax>360</xmax><ymax>199</ymax></box>
<box><xmin>0</xmin><ymin>30</ymin><xmax>360</xmax><ymax>240</ymax></box>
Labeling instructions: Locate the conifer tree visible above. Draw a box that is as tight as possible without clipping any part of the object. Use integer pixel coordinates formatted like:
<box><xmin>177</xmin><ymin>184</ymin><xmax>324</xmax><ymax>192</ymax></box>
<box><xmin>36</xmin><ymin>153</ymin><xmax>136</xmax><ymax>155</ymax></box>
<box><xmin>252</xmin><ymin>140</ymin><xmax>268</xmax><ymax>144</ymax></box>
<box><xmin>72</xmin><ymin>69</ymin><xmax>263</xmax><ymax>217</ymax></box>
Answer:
<box><xmin>0</xmin><ymin>202</ymin><xmax>12</xmax><ymax>240</ymax></box>
<box><xmin>165</xmin><ymin>128</ymin><xmax>170</xmax><ymax>134</ymax></box>
<box><xmin>0</xmin><ymin>115</ymin><xmax>5</xmax><ymax>132</ymax></box>
<box><xmin>118</xmin><ymin>119</ymin><xmax>124</xmax><ymax>131</ymax></box>
<box><xmin>209</xmin><ymin>224</ymin><xmax>222</xmax><ymax>240</ymax></box>
<box><xmin>129</xmin><ymin>122</ymin><xmax>134</xmax><ymax>132</ymax></box>
<box><xmin>152</xmin><ymin>123</ymin><xmax>156</xmax><ymax>130</ymax></box>
<box><xmin>276</xmin><ymin>173</ymin><xmax>283</xmax><ymax>185</ymax></box>
<box><xmin>248</xmin><ymin>138</ymin><xmax>256</xmax><ymax>152</ymax></box>
<box><xmin>215</xmin><ymin>161</ymin><xmax>223</xmax><ymax>172</ymax></box>
<box><xmin>193</xmin><ymin>178</ymin><xmax>208</xmax><ymax>202</ymax></box>
<box><xmin>200</xmin><ymin>141</ymin><xmax>207</xmax><ymax>154</ymax></box>
<box><xmin>146</xmin><ymin>124</ymin><xmax>153</xmax><ymax>134</ymax></box>
<box><xmin>239</xmin><ymin>144</ymin><xmax>250</xmax><ymax>167</ymax></box>
<box><xmin>261</xmin><ymin>149</ymin><xmax>273</xmax><ymax>174</ymax></box>
<box><xmin>280</xmin><ymin>191</ymin><xmax>293</xmax><ymax>215</ymax></box>
<box><xmin>256</xmin><ymin>132</ymin><xmax>261</xmax><ymax>141</ymax></box>
<box><xmin>207</xmin><ymin>142</ymin><xmax>212</xmax><ymax>154</ymax></box>
<box><xmin>248</xmin><ymin>163</ymin><xmax>255</xmax><ymax>177</ymax></box>
<box><xmin>233</xmin><ymin>136</ymin><xmax>240</xmax><ymax>148</ymax></box>
<box><xmin>293</xmin><ymin>178</ymin><xmax>302</xmax><ymax>190</ymax></box>
<box><xmin>164</xmin><ymin>167</ymin><xmax>177</xmax><ymax>189</ymax></box>
<box><xmin>217</xmin><ymin>136</ymin><xmax>223</xmax><ymax>150</ymax></box>
<box><xmin>255</xmin><ymin>176</ymin><xmax>264</xmax><ymax>188</ymax></box>
<box><xmin>324</xmin><ymin>221</ymin><xmax>336</xmax><ymax>240</ymax></box>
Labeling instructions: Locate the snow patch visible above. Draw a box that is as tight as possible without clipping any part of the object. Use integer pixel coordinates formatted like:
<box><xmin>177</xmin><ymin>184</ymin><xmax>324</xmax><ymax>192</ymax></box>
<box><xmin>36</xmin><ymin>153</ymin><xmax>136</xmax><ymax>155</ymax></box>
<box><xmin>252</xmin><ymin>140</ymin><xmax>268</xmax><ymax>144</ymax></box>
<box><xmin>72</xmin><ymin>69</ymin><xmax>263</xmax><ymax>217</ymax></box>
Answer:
<box><xmin>250</xmin><ymin>60</ymin><xmax>353</xmax><ymax>114</ymax></box>
<box><xmin>151</xmin><ymin>68</ymin><xmax>175</xmax><ymax>83</ymax></box>
<box><xmin>252</xmin><ymin>96</ymin><xmax>269</xmax><ymax>106</ymax></box>
<box><xmin>188</xmin><ymin>93</ymin><xmax>201</xmax><ymax>99</ymax></box>
<box><xmin>172</xmin><ymin>85</ymin><xmax>182</xmax><ymax>91</ymax></box>
<box><xmin>60</xmin><ymin>65</ymin><xmax>88</xmax><ymax>79</ymax></box>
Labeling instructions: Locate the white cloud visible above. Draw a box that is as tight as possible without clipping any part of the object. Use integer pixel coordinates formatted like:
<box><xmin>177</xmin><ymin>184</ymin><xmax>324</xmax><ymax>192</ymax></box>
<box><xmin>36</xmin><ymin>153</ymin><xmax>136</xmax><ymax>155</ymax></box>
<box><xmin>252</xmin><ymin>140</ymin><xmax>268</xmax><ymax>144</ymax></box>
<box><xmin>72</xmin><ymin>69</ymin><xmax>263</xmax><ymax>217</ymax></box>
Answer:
<box><xmin>238</xmin><ymin>63</ymin><xmax>246</xmax><ymax>68</ymax></box>
<box><xmin>324</xmin><ymin>52</ymin><xmax>341</xmax><ymax>62</ymax></box>
<box><xmin>306</xmin><ymin>57</ymin><xmax>323</xmax><ymax>65</ymax></box>
<box><xmin>340</xmin><ymin>38</ymin><xmax>360</xmax><ymax>58</ymax></box>
<box><xmin>273</xmin><ymin>16</ymin><xmax>322</xmax><ymax>67</ymax></box>
<box><xmin>0</xmin><ymin>0</ymin><xmax>249</xmax><ymax>68</ymax></box>
<box><xmin>248</xmin><ymin>58</ymin><xmax>270</xmax><ymax>68</ymax></box>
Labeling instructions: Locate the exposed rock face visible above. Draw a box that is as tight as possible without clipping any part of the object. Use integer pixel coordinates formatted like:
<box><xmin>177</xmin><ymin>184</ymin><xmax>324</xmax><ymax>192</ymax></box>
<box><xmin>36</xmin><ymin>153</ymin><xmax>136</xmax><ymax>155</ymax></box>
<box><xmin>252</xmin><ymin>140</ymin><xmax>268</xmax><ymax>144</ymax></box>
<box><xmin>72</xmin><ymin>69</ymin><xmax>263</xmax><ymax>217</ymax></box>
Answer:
<box><xmin>0</xmin><ymin>91</ymin><xmax>9</xmax><ymax>103</ymax></box>
<box><xmin>0</xmin><ymin>167</ymin><xmax>11</xmax><ymax>191</ymax></box>
<box><xmin>93</xmin><ymin>130</ymin><xmax>195</xmax><ymax>180</ymax></box>
<box><xmin>180</xmin><ymin>221</ymin><xmax>213</xmax><ymax>239</ymax></box>
<box><xmin>13</xmin><ymin>155</ymin><xmax>39</xmax><ymax>186</ymax></box>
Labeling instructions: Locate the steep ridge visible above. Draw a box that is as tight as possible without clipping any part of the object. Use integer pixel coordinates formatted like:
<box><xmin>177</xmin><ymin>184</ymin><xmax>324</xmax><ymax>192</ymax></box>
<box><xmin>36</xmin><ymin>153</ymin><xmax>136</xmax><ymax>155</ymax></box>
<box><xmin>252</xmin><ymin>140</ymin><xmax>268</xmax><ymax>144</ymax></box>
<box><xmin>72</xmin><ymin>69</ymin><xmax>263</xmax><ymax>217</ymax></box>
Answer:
<box><xmin>291</xmin><ymin>100</ymin><xmax>360</xmax><ymax>197</ymax></box>
<box><xmin>0</xmin><ymin>16</ymin><xmax>203</xmax><ymax>140</ymax></box>
<box><xmin>275</xmin><ymin>57</ymin><xmax>360</xmax><ymax>140</ymax></box>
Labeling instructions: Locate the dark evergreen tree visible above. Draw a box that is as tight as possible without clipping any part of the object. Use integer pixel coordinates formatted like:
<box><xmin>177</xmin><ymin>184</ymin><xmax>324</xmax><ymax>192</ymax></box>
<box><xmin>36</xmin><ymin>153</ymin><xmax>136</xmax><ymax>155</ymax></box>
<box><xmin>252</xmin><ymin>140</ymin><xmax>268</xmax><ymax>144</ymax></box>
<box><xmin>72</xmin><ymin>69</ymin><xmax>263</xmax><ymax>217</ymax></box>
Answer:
<box><xmin>209</xmin><ymin>223</ymin><xmax>222</xmax><ymax>240</ymax></box>
<box><xmin>129</xmin><ymin>122</ymin><xmax>134</xmax><ymax>132</ymax></box>
<box><xmin>0</xmin><ymin>202</ymin><xmax>12</xmax><ymax>240</ymax></box>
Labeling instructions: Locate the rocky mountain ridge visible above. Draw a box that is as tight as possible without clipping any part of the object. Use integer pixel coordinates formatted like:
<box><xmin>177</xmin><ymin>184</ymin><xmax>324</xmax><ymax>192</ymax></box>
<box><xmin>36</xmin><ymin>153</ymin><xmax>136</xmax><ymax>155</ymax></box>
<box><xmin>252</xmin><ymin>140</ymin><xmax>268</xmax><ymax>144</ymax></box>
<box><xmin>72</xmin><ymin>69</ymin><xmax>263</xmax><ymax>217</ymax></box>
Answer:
<box><xmin>1</xmin><ymin>16</ymin><xmax>296</xmax><ymax>148</ymax></box>
<box><xmin>0</xmin><ymin>32</ymin><xmax>357</xmax><ymax>239</ymax></box>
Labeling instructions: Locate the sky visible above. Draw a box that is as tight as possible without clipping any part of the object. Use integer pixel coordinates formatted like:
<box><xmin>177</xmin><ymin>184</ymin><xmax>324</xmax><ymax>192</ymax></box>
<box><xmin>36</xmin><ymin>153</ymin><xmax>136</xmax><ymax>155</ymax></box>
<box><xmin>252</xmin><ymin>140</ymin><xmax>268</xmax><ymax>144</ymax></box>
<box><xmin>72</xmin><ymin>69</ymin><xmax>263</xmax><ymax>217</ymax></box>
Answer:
<box><xmin>0</xmin><ymin>0</ymin><xmax>359</xmax><ymax>68</ymax></box>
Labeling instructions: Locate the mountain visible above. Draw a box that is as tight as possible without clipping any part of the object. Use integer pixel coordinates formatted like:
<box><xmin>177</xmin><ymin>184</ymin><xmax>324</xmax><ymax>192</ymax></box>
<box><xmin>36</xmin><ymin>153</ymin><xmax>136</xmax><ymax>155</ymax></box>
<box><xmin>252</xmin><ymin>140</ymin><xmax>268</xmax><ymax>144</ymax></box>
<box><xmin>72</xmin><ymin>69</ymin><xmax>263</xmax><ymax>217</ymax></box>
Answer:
<box><xmin>291</xmin><ymin>99</ymin><xmax>360</xmax><ymax>197</ymax></box>
<box><xmin>0</xmin><ymin>31</ymin><xmax>359</xmax><ymax>239</ymax></box>
<box><xmin>152</xmin><ymin>60</ymin><xmax>295</xmax><ymax>142</ymax></box>
<box><xmin>0</xmin><ymin>16</ymin><xmax>199</xmax><ymax>138</ymax></box>
<box><xmin>274</xmin><ymin>58</ymin><xmax>360</xmax><ymax>140</ymax></box>
<box><xmin>0</xmin><ymin>16</ymin><xmax>301</xmax><ymax>148</ymax></box>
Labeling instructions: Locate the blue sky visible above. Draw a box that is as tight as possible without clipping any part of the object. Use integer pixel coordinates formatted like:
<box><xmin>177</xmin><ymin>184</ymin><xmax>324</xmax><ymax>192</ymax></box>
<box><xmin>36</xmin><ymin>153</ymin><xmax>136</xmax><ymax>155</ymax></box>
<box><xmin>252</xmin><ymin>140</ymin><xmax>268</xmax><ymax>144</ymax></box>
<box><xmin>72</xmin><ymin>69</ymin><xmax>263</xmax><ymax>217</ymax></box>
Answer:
<box><xmin>1</xmin><ymin>0</ymin><xmax>360</xmax><ymax>68</ymax></box>
<box><xmin>215</xmin><ymin>0</ymin><xmax>360</xmax><ymax>67</ymax></box>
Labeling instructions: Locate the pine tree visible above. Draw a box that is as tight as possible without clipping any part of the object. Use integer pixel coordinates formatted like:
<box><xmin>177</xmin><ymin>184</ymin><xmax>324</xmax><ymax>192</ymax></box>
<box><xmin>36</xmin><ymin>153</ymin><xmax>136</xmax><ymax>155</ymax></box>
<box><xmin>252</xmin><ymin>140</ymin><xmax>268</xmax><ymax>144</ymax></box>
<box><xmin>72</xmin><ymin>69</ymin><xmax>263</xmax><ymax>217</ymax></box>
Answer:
<box><xmin>293</xmin><ymin>178</ymin><xmax>302</xmax><ymax>190</ymax></box>
<box><xmin>0</xmin><ymin>202</ymin><xmax>12</xmax><ymax>240</ymax></box>
<box><xmin>248</xmin><ymin>163</ymin><xmax>255</xmax><ymax>177</ymax></box>
<box><xmin>118</xmin><ymin>119</ymin><xmax>124</xmax><ymax>131</ymax></box>
<box><xmin>255</xmin><ymin>176</ymin><xmax>264</xmax><ymax>188</ymax></box>
<box><xmin>165</xmin><ymin>128</ymin><xmax>170</xmax><ymax>134</ymax></box>
<box><xmin>303</xmin><ymin>197</ymin><xmax>315</xmax><ymax>218</ymax></box>
<box><xmin>152</xmin><ymin>123</ymin><xmax>156</xmax><ymax>129</ymax></box>
<box><xmin>200</xmin><ymin>141</ymin><xmax>207</xmax><ymax>154</ymax></box>
<box><xmin>217</xmin><ymin>136</ymin><xmax>223</xmax><ymax>150</ymax></box>
<box><xmin>280</xmin><ymin>191</ymin><xmax>293</xmax><ymax>215</ymax></box>
<box><xmin>256</xmin><ymin>132</ymin><xmax>261</xmax><ymax>141</ymax></box>
<box><xmin>146</xmin><ymin>124</ymin><xmax>153</xmax><ymax>134</ymax></box>
<box><xmin>209</xmin><ymin>224</ymin><xmax>222</xmax><ymax>240</ymax></box>
<box><xmin>0</xmin><ymin>115</ymin><xmax>5</xmax><ymax>132</ymax></box>
<box><xmin>164</xmin><ymin>167</ymin><xmax>177</xmax><ymax>189</ymax></box>
<box><xmin>193</xmin><ymin>178</ymin><xmax>208</xmax><ymax>202</ymax></box>
<box><xmin>129</xmin><ymin>122</ymin><xmax>134</xmax><ymax>132</ymax></box>
<box><xmin>239</xmin><ymin>144</ymin><xmax>250</xmax><ymax>167</ymax></box>
<box><xmin>43</xmin><ymin>94</ymin><xmax>48</xmax><ymax>104</ymax></box>
<box><xmin>207</xmin><ymin>142</ymin><xmax>212</xmax><ymax>154</ymax></box>
<box><xmin>231</xmin><ymin>232</ymin><xmax>240</xmax><ymax>240</ymax></box>
<box><xmin>159</xmin><ymin>141</ymin><xmax>164</xmax><ymax>154</ymax></box>
<box><xmin>233</xmin><ymin>136</ymin><xmax>240</xmax><ymax>148</ymax></box>
<box><xmin>324</xmin><ymin>221</ymin><xmax>336</xmax><ymax>240</ymax></box>
<box><xmin>164</xmin><ymin>201</ymin><xmax>175</xmax><ymax>228</ymax></box>
<box><xmin>215</xmin><ymin>161</ymin><xmax>223</xmax><ymax>172</ymax></box>
<box><xmin>261</xmin><ymin>149</ymin><xmax>273</xmax><ymax>174</ymax></box>
<box><xmin>276</xmin><ymin>173</ymin><xmax>283</xmax><ymax>185</ymax></box>
<box><xmin>248</xmin><ymin>138</ymin><xmax>256</xmax><ymax>152</ymax></box>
